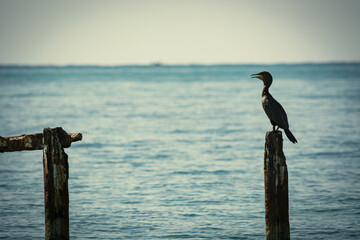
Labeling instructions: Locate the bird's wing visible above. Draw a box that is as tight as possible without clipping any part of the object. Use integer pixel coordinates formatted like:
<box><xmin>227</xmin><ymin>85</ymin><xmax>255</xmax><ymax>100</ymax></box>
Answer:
<box><xmin>263</xmin><ymin>94</ymin><xmax>289</xmax><ymax>129</ymax></box>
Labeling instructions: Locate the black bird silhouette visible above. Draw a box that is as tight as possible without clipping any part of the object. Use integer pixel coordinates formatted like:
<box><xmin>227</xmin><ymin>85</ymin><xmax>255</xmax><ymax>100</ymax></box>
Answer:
<box><xmin>251</xmin><ymin>71</ymin><xmax>297</xmax><ymax>143</ymax></box>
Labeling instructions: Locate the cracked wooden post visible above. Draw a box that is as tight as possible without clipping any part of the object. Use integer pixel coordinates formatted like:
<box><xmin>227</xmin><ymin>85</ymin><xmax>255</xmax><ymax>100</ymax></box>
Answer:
<box><xmin>264</xmin><ymin>131</ymin><xmax>290</xmax><ymax>240</ymax></box>
<box><xmin>0</xmin><ymin>127</ymin><xmax>81</xmax><ymax>240</ymax></box>
<box><xmin>42</xmin><ymin>127</ymin><xmax>70</xmax><ymax>240</ymax></box>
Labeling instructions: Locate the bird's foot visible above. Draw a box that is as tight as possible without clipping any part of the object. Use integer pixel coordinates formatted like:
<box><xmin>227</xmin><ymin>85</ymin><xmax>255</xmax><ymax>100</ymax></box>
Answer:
<box><xmin>272</xmin><ymin>126</ymin><xmax>280</xmax><ymax>132</ymax></box>
<box><xmin>271</xmin><ymin>127</ymin><xmax>281</xmax><ymax>133</ymax></box>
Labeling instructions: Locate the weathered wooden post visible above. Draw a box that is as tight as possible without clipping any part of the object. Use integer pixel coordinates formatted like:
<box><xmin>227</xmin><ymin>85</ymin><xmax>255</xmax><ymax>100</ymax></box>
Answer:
<box><xmin>42</xmin><ymin>127</ymin><xmax>70</xmax><ymax>240</ymax></box>
<box><xmin>0</xmin><ymin>127</ymin><xmax>82</xmax><ymax>240</ymax></box>
<box><xmin>264</xmin><ymin>131</ymin><xmax>290</xmax><ymax>240</ymax></box>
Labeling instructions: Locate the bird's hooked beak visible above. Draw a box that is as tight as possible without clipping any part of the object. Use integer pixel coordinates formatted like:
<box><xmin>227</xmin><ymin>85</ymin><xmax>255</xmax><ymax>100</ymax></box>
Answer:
<box><xmin>251</xmin><ymin>73</ymin><xmax>263</xmax><ymax>80</ymax></box>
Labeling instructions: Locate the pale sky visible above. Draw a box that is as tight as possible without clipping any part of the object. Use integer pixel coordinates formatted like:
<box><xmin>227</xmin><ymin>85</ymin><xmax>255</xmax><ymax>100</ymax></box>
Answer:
<box><xmin>0</xmin><ymin>0</ymin><xmax>359</xmax><ymax>65</ymax></box>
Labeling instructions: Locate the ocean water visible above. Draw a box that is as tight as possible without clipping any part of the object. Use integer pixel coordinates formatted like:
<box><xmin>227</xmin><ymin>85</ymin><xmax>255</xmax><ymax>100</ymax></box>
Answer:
<box><xmin>0</xmin><ymin>64</ymin><xmax>359</xmax><ymax>239</ymax></box>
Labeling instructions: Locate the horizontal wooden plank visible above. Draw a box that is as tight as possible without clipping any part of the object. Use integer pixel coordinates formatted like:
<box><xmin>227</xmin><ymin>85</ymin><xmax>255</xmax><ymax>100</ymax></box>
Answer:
<box><xmin>0</xmin><ymin>128</ymin><xmax>82</xmax><ymax>152</ymax></box>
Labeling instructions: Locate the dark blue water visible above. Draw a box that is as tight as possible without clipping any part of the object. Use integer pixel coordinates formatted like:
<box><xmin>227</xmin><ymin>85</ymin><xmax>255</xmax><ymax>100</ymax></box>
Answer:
<box><xmin>0</xmin><ymin>64</ymin><xmax>359</xmax><ymax>239</ymax></box>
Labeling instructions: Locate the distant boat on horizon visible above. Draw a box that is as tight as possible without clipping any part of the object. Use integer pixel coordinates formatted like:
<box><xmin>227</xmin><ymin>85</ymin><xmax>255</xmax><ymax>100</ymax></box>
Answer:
<box><xmin>150</xmin><ymin>61</ymin><xmax>163</xmax><ymax>67</ymax></box>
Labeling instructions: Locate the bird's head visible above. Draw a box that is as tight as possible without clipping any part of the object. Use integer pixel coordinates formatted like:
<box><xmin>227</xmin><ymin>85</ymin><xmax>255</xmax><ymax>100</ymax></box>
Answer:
<box><xmin>251</xmin><ymin>71</ymin><xmax>273</xmax><ymax>87</ymax></box>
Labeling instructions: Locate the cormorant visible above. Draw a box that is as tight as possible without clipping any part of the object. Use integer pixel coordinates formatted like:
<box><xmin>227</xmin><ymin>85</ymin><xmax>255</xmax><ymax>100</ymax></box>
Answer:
<box><xmin>251</xmin><ymin>71</ymin><xmax>297</xmax><ymax>143</ymax></box>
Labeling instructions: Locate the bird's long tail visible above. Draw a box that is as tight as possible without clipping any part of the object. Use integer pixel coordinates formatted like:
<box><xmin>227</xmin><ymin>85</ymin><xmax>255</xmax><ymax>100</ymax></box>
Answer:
<box><xmin>284</xmin><ymin>128</ymin><xmax>298</xmax><ymax>143</ymax></box>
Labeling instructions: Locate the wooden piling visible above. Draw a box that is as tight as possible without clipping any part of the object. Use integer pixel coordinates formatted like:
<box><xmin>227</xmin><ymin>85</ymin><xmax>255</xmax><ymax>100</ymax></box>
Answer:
<box><xmin>42</xmin><ymin>127</ymin><xmax>70</xmax><ymax>240</ymax></box>
<box><xmin>264</xmin><ymin>131</ymin><xmax>290</xmax><ymax>240</ymax></box>
<box><xmin>0</xmin><ymin>127</ymin><xmax>81</xmax><ymax>239</ymax></box>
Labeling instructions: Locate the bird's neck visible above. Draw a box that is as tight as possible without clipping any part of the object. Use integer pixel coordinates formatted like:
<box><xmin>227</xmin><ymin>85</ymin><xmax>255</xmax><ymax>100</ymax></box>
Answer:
<box><xmin>262</xmin><ymin>85</ymin><xmax>270</xmax><ymax>96</ymax></box>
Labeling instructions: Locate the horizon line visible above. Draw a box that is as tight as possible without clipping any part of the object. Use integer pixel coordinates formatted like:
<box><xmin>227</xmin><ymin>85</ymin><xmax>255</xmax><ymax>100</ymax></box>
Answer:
<box><xmin>0</xmin><ymin>60</ymin><xmax>360</xmax><ymax>67</ymax></box>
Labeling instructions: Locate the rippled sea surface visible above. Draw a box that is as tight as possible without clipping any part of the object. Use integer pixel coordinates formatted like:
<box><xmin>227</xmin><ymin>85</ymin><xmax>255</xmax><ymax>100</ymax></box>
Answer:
<box><xmin>0</xmin><ymin>64</ymin><xmax>359</xmax><ymax>239</ymax></box>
